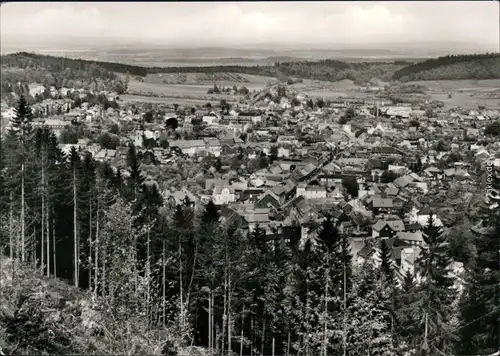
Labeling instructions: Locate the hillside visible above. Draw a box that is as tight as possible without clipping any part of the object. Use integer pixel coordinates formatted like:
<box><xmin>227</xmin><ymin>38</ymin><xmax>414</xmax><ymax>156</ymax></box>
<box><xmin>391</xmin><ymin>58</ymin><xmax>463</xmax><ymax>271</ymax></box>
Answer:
<box><xmin>1</xmin><ymin>52</ymin><xmax>407</xmax><ymax>86</ymax></box>
<box><xmin>0</xmin><ymin>258</ymin><xmax>184</xmax><ymax>355</ymax></box>
<box><xmin>392</xmin><ymin>53</ymin><xmax>500</xmax><ymax>81</ymax></box>
<box><xmin>1</xmin><ymin>52</ymin><xmax>127</xmax><ymax>98</ymax></box>
<box><xmin>2</xmin><ymin>52</ymin><xmax>499</xmax><ymax>94</ymax></box>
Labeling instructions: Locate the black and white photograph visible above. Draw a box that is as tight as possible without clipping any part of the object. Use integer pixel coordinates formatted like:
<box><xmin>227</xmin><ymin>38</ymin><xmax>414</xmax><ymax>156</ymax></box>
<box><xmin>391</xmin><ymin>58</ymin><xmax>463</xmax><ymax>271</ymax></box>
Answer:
<box><xmin>0</xmin><ymin>1</ymin><xmax>499</xmax><ymax>355</ymax></box>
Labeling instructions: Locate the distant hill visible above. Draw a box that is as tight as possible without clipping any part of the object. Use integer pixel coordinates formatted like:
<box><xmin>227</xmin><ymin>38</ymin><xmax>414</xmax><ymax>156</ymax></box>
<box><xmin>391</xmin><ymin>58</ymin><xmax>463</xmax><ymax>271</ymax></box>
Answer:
<box><xmin>392</xmin><ymin>53</ymin><xmax>500</xmax><ymax>81</ymax></box>
<box><xmin>1</xmin><ymin>52</ymin><xmax>408</xmax><ymax>85</ymax></box>
<box><xmin>1</xmin><ymin>52</ymin><xmax>128</xmax><ymax>99</ymax></box>
<box><xmin>2</xmin><ymin>52</ymin><xmax>499</xmax><ymax>91</ymax></box>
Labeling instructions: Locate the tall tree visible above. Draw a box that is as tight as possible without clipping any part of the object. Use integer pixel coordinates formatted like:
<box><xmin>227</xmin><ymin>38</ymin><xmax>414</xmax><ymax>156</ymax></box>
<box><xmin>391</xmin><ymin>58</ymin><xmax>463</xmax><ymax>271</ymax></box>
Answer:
<box><xmin>457</xmin><ymin>212</ymin><xmax>500</xmax><ymax>355</ymax></box>
<box><xmin>5</xmin><ymin>95</ymin><xmax>34</xmax><ymax>262</ymax></box>
<box><xmin>416</xmin><ymin>214</ymin><xmax>457</xmax><ymax>355</ymax></box>
<box><xmin>347</xmin><ymin>260</ymin><xmax>395</xmax><ymax>355</ymax></box>
<box><xmin>68</xmin><ymin>147</ymin><xmax>81</xmax><ymax>286</ymax></box>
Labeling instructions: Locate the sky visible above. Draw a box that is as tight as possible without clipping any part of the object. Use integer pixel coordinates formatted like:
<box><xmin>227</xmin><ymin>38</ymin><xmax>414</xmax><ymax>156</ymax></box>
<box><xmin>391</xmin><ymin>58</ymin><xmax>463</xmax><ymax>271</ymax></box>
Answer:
<box><xmin>1</xmin><ymin>1</ymin><xmax>499</xmax><ymax>50</ymax></box>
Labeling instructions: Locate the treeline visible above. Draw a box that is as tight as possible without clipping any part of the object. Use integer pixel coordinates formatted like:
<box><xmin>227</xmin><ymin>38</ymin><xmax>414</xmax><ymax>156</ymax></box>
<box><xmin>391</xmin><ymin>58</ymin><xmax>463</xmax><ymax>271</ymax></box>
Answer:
<box><xmin>1</xmin><ymin>52</ymin><xmax>127</xmax><ymax>95</ymax></box>
<box><xmin>393</xmin><ymin>53</ymin><xmax>500</xmax><ymax>81</ymax></box>
<box><xmin>145</xmin><ymin>61</ymin><xmax>406</xmax><ymax>84</ymax></box>
<box><xmin>2</xmin><ymin>52</ymin><xmax>407</xmax><ymax>85</ymax></box>
<box><xmin>1</xmin><ymin>96</ymin><xmax>499</xmax><ymax>355</ymax></box>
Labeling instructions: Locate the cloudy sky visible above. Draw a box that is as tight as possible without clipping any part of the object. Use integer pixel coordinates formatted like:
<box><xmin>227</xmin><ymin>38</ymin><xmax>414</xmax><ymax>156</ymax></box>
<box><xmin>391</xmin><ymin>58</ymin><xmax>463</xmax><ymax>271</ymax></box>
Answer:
<box><xmin>1</xmin><ymin>1</ymin><xmax>499</xmax><ymax>49</ymax></box>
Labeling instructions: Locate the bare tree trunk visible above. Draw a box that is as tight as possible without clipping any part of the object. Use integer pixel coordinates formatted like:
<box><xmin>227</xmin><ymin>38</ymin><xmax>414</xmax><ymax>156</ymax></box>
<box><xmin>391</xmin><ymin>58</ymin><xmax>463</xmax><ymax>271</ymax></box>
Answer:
<box><xmin>272</xmin><ymin>336</ymin><xmax>275</xmax><ymax>356</ymax></box>
<box><xmin>343</xmin><ymin>263</ymin><xmax>347</xmax><ymax>356</ymax></box>
<box><xmin>101</xmin><ymin>244</ymin><xmax>107</xmax><ymax>298</ymax></box>
<box><xmin>73</xmin><ymin>167</ymin><xmax>78</xmax><ymax>287</ymax></box>
<box><xmin>88</xmin><ymin>203</ymin><xmax>92</xmax><ymax>291</ymax></box>
<box><xmin>9</xmin><ymin>192</ymin><xmax>13</xmax><ymax>261</ymax></box>
<box><xmin>211</xmin><ymin>289</ymin><xmax>215</xmax><ymax>355</ymax></box>
<box><xmin>287</xmin><ymin>327</ymin><xmax>291</xmax><ymax>356</ymax></box>
<box><xmin>45</xmin><ymin>202</ymin><xmax>49</xmax><ymax>276</ymax></box>
<box><xmin>146</xmin><ymin>225</ymin><xmax>151</xmax><ymax>326</ymax></box>
<box><xmin>41</xmin><ymin>158</ymin><xmax>45</xmax><ymax>274</ymax></box>
<box><xmin>306</xmin><ymin>279</ymin><xmax>310</xmax><ymax>356</ymax></box>
<box><xmin>250</xmin><ymin>311</ymin><xmax>254</xmax><ymax>356</ymax></box>
<box><xmin>178</xmin><ymin>233</ymin><xmax>184</xmax><ymax>331</ymax></box>
<box><xmin>222</xmin><ymin>247</ymin><xmax>228</xmax><ymax>356</ymax></box>
<box><xmin>240</xmin><ymin>304</ymin><xmax>245</xmax><ymax>356</ymax></box>
<box><xmin>209</xmin><ymin>290</ymin><xmax>212</xmax><ymax>355</ymax></box>
<box><xmin>94</xmin><ymin>199</ymin><xmax>99</xmax><ymax>297</ymax></box>
<box><xmin>162</xmin><ymin>239</ymin><xmax>166</xmax><ymax>325</ymax></box>
<box><xmin>261</xmin><ymin>318</ymin><xmax>266</xmax><ymax>356</ymax></box>
<box><xmin>228</xmin><ymin>273</ymin><xmax>232</xmax><ymax>355</ymax></box>
<box><xmin>323</xmin><ymin>257</ymin><xmax>329</xmax><ymax>356</ymax></box>
<box><xmin>32</xmin><ymin>226</ymin><xmax>36</xmax><ymax>269</ymax></box>
<box><xmin>423</xmin><ymin>311</ymin><xmax>429</xmax><ymax>354</ymax></box>
<box><xmin>52</xmin><ymin>208</ymin><xmax>56</xmax><ymax>277</ymax></box>
<box><xmin>21</xmin><ymin>163</ymin><xmax>25</xmax><ymax>262</ymax></box>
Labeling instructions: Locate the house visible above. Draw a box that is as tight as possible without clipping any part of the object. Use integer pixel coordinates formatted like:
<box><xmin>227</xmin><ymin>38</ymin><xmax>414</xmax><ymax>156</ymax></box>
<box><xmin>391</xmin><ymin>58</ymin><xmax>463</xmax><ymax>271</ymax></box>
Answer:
<box><xmin>370</xmin><ymin>196</ymin><xmax>394</xmax><ymax>215</ymax></box>
<box><xmin>33</xmin><ymin>119</ymin><xmax>71</xmax><ymax>137</ymax></box>
<box><xmin>296</xmin><ymin>183</ymin><xmax>327</xmax><ymax>199</ymax></box>
<box><xmin>171</xmin><ymin>140</ymin><xmax>206</xmax><ymax>156</ymax></box>
<box><xmin>356</xmin><ymin>244</ymin><xmax>380</xmax><ymax>265</ymax></box>
<box><xmin>203</xmin><ymin>138</ymin><xmax>222</xmax><ymax>157</ymax></box>
<box><xmin>393</xmin><ymin>175</ymin><xmax>413</xmax><ymax>189</ymax></box>
<box><xmin>400</xmin><ymin>247</ymin><xmax>421</xmax><ymax>276</ymax></box>
<box><xmin>213</xmin><ymin>186</ymin><xmax>236</xmax><ymax>205</ymax></box>
<box><xmin>202</xmin><ymin>112</ymin><xmax>221</xmax><ymax>125</ymax></box>
<box><xmin>372</xmin><ymin>219</ymin><xmax>405</xmax><ymax>238</ymax></box>
<box><xmin>410</xmin><ymin>206</ymin><xmax>443</xmax><ymax>227</ymax></box>
<box><xmin>397</xmin><ymin>231</ymin><xmax>425</xmax><ymax>247</ymax></box>
<box><xmin>255</xmin><ymin>190</ymin><xmax>282</xmax><ymax>210</ymax></box>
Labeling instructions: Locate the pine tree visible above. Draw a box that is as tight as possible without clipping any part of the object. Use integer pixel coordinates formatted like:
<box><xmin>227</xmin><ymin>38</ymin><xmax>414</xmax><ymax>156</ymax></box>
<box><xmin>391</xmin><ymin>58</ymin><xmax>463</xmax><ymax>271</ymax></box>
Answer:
<box><xmin>416</xmin><ymin>214</ymin><xmax>457</xmax><ymax>355</ymax></box>
<box><xmin>347</xmin><ymin>260</ymin><xmax>395</xmax><ymax>355</ymax></box>
<box><xmin>457</xmin><ymin>213</ymin><xmax>500</xmax><ymax>355</ymax></box>
<box><xmin>126</xmin><ymin>143</ymin><xmax>144</xmax><ymax>202</ymax></box>
<box><xmin>378</xmin><ymin>238</ymin><xmax>396</xmax><ymax>347</ymax></box>
<box><xmin>379</xmin><ymin>239</ymin><xmax>393</xmax><ymax>280</ymax></box>
<box><xmin>5</xmin><ymin>95</ymin><xmax>35</xmax><ymax>263</ymax></box>
<box><xmin>396</xmin><ymin>269</ymin><xmax>419</xmax><ymax>351</ymax></box>
<box><xmin>68</xmin><ymin>147</ymin><xmax>81</xmax><ymax>286</ymax></box>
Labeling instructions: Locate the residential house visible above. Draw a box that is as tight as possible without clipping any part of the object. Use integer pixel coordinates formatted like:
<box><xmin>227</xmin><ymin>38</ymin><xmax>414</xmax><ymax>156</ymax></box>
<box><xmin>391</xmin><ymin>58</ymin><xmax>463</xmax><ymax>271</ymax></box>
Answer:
<box><xmin>296</xmin><ymin>183</ymin><xmax>327</xmax><ymax>199</ymax></box>
<box><xmin>213</xmin><ymin>186</ymin><xmax>236</xmax><ymax>205</ymax></box>
<box><xmin>370</xmin><ymin>196</ymin><xmax>394</xmax><ymax>215</ymax></box>
<box><xmin>372</xmin><ymin>219</ymin><xmax>405</xmax><ymax>238</ymax></box>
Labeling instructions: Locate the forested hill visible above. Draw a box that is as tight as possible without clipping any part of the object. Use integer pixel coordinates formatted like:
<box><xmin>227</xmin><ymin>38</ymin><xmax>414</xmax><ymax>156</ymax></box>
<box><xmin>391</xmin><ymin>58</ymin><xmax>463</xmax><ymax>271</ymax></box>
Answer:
<box><xmin>392</xmin><ymin>53</ymin><xmax>500</xmax><ymax>81</ymax></box>
<box><xmin>1</xmin><ymin>52</ymin><xmax>128</xmax><ymax>95</ymax></box>
<box><xmin>1</xmin><ymin>51</ymin><xmax>148</xmax><ymax>76</ymax></box>
<box><xmin>1</xmin><ymin>52</ymin><xmax>408</xmax><ymax>84</ymax></box>
<box><xmin>2</xmin><ymin>52</ymin><xmax>499</xmax><ymax>87</ymax></box>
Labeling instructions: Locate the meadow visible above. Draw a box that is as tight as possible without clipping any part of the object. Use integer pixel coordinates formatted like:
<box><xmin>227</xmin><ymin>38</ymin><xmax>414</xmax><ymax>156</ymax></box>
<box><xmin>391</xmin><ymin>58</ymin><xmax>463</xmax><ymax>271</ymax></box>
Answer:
<box><xmin>407</xmin><ymin>79</ymin><xmax>500</xmax><ymax>109</ymax></box>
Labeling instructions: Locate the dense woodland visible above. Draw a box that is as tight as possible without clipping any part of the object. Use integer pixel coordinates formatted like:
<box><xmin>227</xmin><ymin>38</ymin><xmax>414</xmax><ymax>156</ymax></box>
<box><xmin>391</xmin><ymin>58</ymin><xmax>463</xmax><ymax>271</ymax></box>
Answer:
<box><xmin>0</xmin><ymin>96</ymin><xmax>499</xmax><ymax>355</ymax></box>
<box><xmin>392</xmin><ymin>53</ymin><xmax>500</xmax><ymax>81</ymax></box>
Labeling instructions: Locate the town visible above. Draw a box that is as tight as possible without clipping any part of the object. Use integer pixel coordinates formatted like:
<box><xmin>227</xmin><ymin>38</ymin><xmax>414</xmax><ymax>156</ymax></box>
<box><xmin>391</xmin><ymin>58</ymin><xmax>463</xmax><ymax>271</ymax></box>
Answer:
<box><xmin>1</xmin><ymin>1</ymin><xmax>500</xmax><ymax>355</ymax></box>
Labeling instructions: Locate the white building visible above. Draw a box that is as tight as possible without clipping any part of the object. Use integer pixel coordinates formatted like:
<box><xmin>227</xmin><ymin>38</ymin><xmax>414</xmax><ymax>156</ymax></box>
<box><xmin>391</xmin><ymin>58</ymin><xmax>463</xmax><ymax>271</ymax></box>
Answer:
<box><xmin>212</xmin><ymin>186</ymin><xmax>236</xmax><ymax>205</ymax></box>
<box><xmin>296</xmin><ymin>184</ymin><xmax>327</xmax><ymax>199</ymax></box>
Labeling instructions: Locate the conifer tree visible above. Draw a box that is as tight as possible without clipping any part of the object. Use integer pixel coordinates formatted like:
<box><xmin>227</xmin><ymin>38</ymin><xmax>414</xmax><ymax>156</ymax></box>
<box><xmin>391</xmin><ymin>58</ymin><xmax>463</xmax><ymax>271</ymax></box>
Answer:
<box><xmin>416</xmin><ymin>214</ymin><xmax>457</xmax><ymax>355</ymax></box>
<box><xmin>68</xmin><ymin>147</ymin><xmax>81</xmax><ymax>286</ymax></box>
<box><xmin>457</xmin><ymin>213</ymin><xmax>500</xmax><ymax>355</ymax></box>
<box><xmin>5</xmin><ymin>95</ymin><xmax>35</xmax><ymax>262</ymax></box>
<box><xmin>347</xmin><ymin>260</ymin><xmax>395</xmax><ymax>355</ymax></box>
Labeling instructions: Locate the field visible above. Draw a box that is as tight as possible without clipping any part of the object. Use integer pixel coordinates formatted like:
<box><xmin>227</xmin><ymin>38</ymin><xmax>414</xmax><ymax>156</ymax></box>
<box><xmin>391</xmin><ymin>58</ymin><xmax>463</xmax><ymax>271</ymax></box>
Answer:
<box><xmin>124</xmin><ymin>73</ymin><xmax>366</xmax><ymax>103</ymax></box>
<box><xmin>119</xmin><ymin>94</ymin><xmax>236</xmax><ymax>106</ymax></box>
<box><xmin>406</xmin><ymin>79</ymin><xmax>500</xmax><ymax>109</ymax></box>
<box><xmin>122</xmin><ymin>72</ymin><xmax>279</xmax><ymax>105</ymax></box>
<box><xmin>123</xmin><ymin>71</ymin><xmax>500</xmax><ymax>110</ymax></box>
